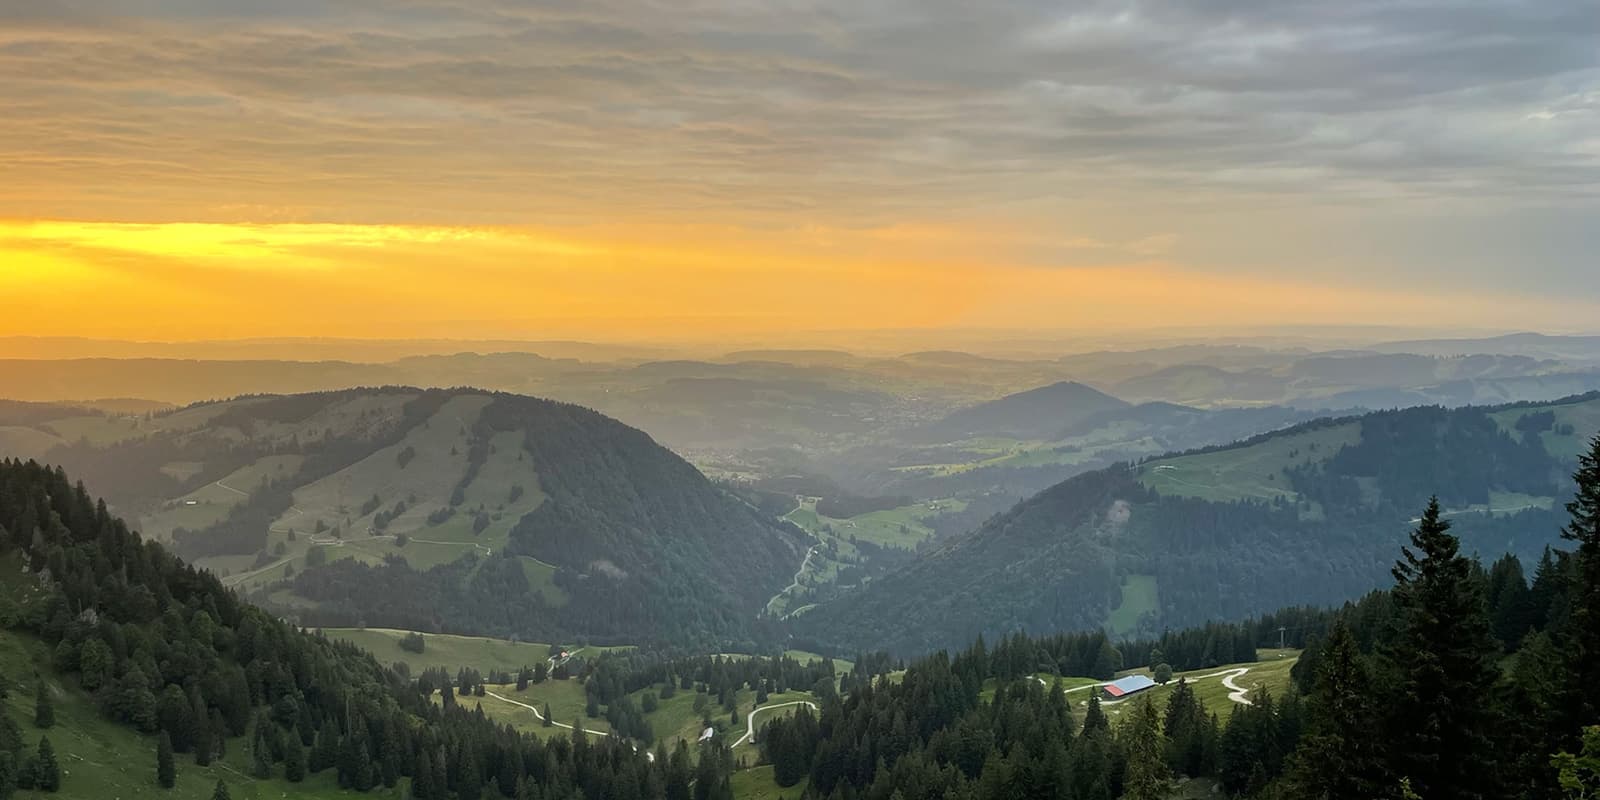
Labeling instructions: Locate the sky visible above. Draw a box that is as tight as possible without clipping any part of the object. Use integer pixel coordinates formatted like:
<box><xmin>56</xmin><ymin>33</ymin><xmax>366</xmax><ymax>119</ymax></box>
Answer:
<box><xmin>2</xmin><ymin>0</ymin><xmax>1598</xmax><ymax>343</ymax></box>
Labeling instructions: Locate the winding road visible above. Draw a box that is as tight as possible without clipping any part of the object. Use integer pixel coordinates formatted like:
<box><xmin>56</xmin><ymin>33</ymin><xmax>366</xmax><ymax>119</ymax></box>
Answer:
<box><xmin>483</xmin><ymin>688</ymin><xmax>653</xmax><ymax>762</ymax></box>
<box><xmin>732</xmin><ymin>700</ymin><xmax>820</xmax><ymax>748</ymax></box>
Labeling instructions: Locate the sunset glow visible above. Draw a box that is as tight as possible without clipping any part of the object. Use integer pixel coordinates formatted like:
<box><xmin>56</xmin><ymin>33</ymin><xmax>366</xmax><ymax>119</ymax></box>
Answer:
<box><xmin>2</xmin><ymin>1</ymin><xmax>1597</xmax><ymax>345</ymax></box>
<box><xmin>6</xmin><ymin>218</ymin><xmax>1600</xmax><ymax>343</ymax></box>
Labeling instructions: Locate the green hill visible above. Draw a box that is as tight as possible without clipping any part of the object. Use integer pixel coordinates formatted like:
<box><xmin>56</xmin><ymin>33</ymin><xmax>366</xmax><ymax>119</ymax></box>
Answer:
<box><xmin>16</xmin><ymin>388</ymin><xmax>807</xmax><ymax>647</ymax></box>
<box><xmin>796</xmin><ymin>393</ymin><xmax>1600</xmax><ymax>654</ymax></box>
<box><xmin>0</xmin><ymin>458</ymin><xmax>706</xmax><ymax>800</ymax></box>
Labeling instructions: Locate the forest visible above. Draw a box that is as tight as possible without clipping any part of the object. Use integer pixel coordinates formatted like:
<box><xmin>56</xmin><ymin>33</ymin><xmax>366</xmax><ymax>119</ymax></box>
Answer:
<box><xmin>756</xmin><ymin>436</ymin><xmax>1600</xmax><ymax>799</ymax></box>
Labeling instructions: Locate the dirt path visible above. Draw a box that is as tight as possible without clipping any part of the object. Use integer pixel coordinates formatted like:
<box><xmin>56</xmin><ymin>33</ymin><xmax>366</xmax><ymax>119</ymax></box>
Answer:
<box><xmin>732</xmin><ymin>700</ymin><xmax>820</xmax><ymax>748</ymax></box>
<box><xmin>483</xmin><ymin>688</ymin><xmax>653</xmax><ymax>761</ymax></box>
<box><xmin>214</xmin><ymin>479</ymin><xmax>249</xmax><ymax>497</ymax></box>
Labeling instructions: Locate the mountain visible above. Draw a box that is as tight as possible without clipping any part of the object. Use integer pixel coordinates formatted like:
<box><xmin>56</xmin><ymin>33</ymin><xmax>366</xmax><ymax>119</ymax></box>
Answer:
<box><xmin>796</xmin><ymin>392</ymin><xmax>1600</xmax><ymax>655</ymax></box>
<box><xmin>6</xmin><ymin>387</ymin><xmax>806</xmax><ymax>646</ymax></box>
<box><xmin>1371</xmin><ymin>332</ymin><xmax>1600</xmax><ymax>362</ymax></box>
<box><xmin>925</xmin><ymin>381</ymin><xmax>1130</xmax><ymax>441</ymax></box>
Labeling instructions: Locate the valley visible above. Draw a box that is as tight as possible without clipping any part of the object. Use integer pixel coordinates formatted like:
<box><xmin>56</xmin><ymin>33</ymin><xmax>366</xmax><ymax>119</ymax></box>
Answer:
<box><xmin>6</xmin><ymin>337</ymin><xmax>1600</xmax><ymax>800</ymax></box>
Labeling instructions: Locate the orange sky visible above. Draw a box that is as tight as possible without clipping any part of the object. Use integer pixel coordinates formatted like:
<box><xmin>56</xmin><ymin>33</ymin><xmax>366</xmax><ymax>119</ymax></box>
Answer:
<box><xmin>5</xmin><ymin>219</ymin><xmax>1598</xmax><ymax>344</ymax></box>
<box><xmin>2</xmin><ymin>4</ymin><xmax>1596</xmax><ymax>343</ymax></box>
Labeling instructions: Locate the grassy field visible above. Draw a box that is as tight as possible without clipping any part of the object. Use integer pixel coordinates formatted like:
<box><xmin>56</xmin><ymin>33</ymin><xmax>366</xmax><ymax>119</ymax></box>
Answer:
<box><xmin>825</xmin><ymin>499</ymin><xmax>967</xmax><ymax>550</ymax></box>
<box><xmin>321</xmin><ymin>628</ymin><xmax>627</xmax><ymax>675</ymax></box>
<box><xmin>1490</xmin><ymin>396</ymin><xmax>1600</xmax><ymax>461</ymax></box>
<box><xmin>1094</xmin><ymin>649</ymin><xmax>1300</xmax><ymax>723</ymax></box>
<box><xmin>1139</xmin><ymin>423</ymin><xmax>1361</xmax><ymax>509</ymax></box>
<box><xmin>429</xmin><ymin>682</ymin><xmax>612</xmax><ymax>742</ymax></box>
<box><xmin>976</xmin><ymin>649</ymin><xmax>1301</xmax><ymax>726</ymax></box>
<box><xmin>1107</xmin><ymin>574</ymin><xmax>1160</xmax><ymax>637</ymax></box>
<box><xmin>1</xmin><ymin>631</ymin><xmax>401</xmax><ymax>800</ymax></box>
<box><xmin>39</xmin><ymin>415</ymin><xmax>147</xmax><ymax>446</ymax></box>
<box><xmin>206</xmin><ymin>394</ymin><xmax>558</xmax><ymax>594</ymax></box>
<box><xmin>144</xmin><ymin>454</ymin><xmax>306</xmax><ymax>543</ymax></box>
<box><xmin>0</xmin><ymin>426</ymin><xmax>63</xmax><ymax>461</ymax></box>
<box><xmin>731</xmin><ymin>765</ymin><xmax>807</xmax><ymax>799</ymax></box>
<box><xmin>783</xmin><ymin>651</ymin><xmax>854</xmax><ymax>676</ymax></box>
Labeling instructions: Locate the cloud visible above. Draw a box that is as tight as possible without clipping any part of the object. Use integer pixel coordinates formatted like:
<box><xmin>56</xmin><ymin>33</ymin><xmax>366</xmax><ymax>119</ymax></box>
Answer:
<box><xmin>0</xmin><ymin>0</ymin><xmax>1596</xmax><ymax>304</ymax></box>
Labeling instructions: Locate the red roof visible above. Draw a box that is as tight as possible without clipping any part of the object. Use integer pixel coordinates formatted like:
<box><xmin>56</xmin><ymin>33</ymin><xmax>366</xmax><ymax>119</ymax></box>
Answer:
<box><xmin>1104</xmin><ymin>685</ymin><xmax>1127</xmax><ymax>697</ymax></box>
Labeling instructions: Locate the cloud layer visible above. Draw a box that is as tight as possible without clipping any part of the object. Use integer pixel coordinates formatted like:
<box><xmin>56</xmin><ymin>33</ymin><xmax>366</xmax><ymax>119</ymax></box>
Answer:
<box><xmin>2</xmin><ymin>0</ymin><xmax>1598</xmax><ymax>316</ymax></box>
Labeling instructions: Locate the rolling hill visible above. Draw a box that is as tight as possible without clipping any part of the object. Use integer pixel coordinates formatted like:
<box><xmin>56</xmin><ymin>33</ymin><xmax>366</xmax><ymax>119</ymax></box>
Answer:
<box><xmin>794</xmin><ymin>392</ymin><xmax>1600</xmax><ymax>655</ymax></box>
<box><xmin>925</xmin><ymin>381</ymin><xmax>1130</xmax><ymax>440</ymax></box>
<box><xmin>1</xmin><ymin>388</ymin><xmax>806</xmax><ymax>646</ymax></box>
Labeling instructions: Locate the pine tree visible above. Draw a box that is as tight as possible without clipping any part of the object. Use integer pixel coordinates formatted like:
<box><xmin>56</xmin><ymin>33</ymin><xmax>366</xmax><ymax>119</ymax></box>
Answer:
<box><xmin>250</xmin><ymin>722</ymin><xmax>273</xmax><ymax>779</ymax></box>
<box><xmin>211</xmin><ymin>779</ymin><xmax>231</xmax><ymax>800</ymax></box>
<box><xmin>309</xmin><ymin>728</ymin><xmax>338</xmax><ymax>773</ymax></box>
<box><xmin>193</xmin><ymin>722</ymin><xmax>213</xmax><ymax>767</ymax></box>
<box><xmin>542</xmin><ymin>704</ymin><xmax>553</xmax><ymax>727</ymax></box>
<box><xmin>1070</xmin><ymin>714</ymin><xmax>1114</xmax><ymax>800</ymax></box>
<box><xmin>0</xmin><ymin>750</ymin><xmax>17</xmax><ymax>799</ymax></box>
<box><xmin>1161</xmin><ymin>678</ymin><xmax>1203</xmax><ymax>775</ymax></box>
<box><xmin>1285</xmin><ymin>620</ymin><xmax>1386</xmax><ymax>798</ymax></box>
<box><xmin>156</xmin><ymin>731</ymin><xmax>176</xmax><ymax>788</ymax></box>
<box><xmin>34</xmin><ymin>736</ymin><xmax>60</xmax><ymax>792</ymax></box>
<box><xmin>284</xmin><ymin>739</ymin><xmax>307</xmax><ymax>782</ymax></box>
<box><xmin>209</xmin><ymin>709</ymin><xmax>228</xmax><ymax>759</ymax></box>
<box><xmin>33</xmin><ymin>681</ymin><xmax>52</xmax><ymax>729</ymax></box>
<box><xmin>1121</xmin><ymin>697</ymin><xmax>1173</xmax><ymax>800</ymax></box>
<box><xmin>457</xmin><ymin>742</ymin><xmax>481</xmax><ymax>800</ymax></box>
<box><xmin>1563</xmin><ymin>435</ymin><xmax>1600</xmax><ymax>728</ymax></box>
<box><xmin>1384</xmin><ymin>498</ymin><xmax>1504</xmax><ymax>799</ymax></box>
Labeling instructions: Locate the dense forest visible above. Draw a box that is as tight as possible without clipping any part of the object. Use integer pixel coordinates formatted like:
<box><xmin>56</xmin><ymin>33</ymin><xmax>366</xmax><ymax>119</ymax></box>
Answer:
<box><xmin>0</xmin><ymin>458</ymin><xmax>739</xmax><ymax>799</ymax></box>
<box><xmin>757</xmin><ymin>437</ymin><xmax>1600</xmax><ymax>798</ymax></box>
<box><xmin>800</xmin><ymin>400</ymin><xmax>1590</xmax><ymax>654</ymax></box>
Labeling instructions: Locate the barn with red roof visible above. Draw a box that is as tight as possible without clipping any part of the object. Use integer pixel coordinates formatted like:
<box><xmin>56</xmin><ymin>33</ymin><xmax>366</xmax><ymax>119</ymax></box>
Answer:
<box><xmin>1102</xmin><ymin>674</ymin><xmax>1157</xmax><ymax>700</ymax></box>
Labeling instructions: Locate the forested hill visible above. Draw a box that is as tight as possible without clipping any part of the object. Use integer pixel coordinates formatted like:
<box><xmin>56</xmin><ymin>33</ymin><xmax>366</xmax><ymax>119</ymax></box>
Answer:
<box><xmin>3</xmin><ymin>388</ymin><xmax>805</xmax><ymax>646</ymax></box>
<box><xmin>760</xmin><ymin>481</ymin><xmax>1600</xmax><ymax>800</ymax></box>
<box><xmin>795</xmin><ymin>392</ymin><xmax>1600</xmax><ymax>655</ymax></box>
<box><xmin>0</xmin><ymin>458</ymin><xmax>721</xmax><ymax>800</ymax></box>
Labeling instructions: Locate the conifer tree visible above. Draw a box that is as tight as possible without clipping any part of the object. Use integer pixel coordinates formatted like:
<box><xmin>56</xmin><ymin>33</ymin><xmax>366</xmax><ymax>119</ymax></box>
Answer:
<box><xmin>156</xmin><ymin>731</ymin><xmax>176</xmax><ymax>788</ymax></box>
<box><xmin>250</xmin><ymin>722</ymin><xmax>273</xmax><ymax>779</ymax></box>
<box><xmin>1123</xmin><ymin>697</ymin><xmax>1173</xmax><ymax>800</ymax></box>
<box><xmin>1384</xmin><ymin>498</ymin><xmax>1504</xmax><ymax>799</ymax></box>
<box><xmin>284</xmin><ymin>738</ymin><xmax>307</xmax><ymax>782</ymax></box>
<box><xmin>0</xmin><ymin>750</ymin><xmax>17</xmax><ymax>799</ymax></box>
<box><xmin>210</xmin><ymin>779</ymin><xmax>231</xmax><ymax>800</ymax></box>
<box><xmin>34</xmin><ymin>736</ymin><xmax>60</xmax><ymax>793</ymax></box>
<box><xmin>1286</xmin><ymin>620</ymin><xmax>1386</xmax><ymax>798</ymax></box>
<box><xmin>32</xmin><ymin>682</ymin><xmax>51</xmax><ymax>729</ymax></box>
<box><xmin>1562</xmin><ymin>435</ymin><xmax>1600</xmax><ymax>727</ymax></box>
<box><xmin>209</xmin><ymin>709</ymin><xmax>228</xmax><ymax>759</ymax></box>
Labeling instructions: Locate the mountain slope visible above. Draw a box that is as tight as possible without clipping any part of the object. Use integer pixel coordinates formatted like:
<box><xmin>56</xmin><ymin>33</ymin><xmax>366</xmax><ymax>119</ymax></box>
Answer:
<box><xmin>15</xmin><ymin>387</ymin><xmax>806</xmax><ymax>645</ymax></box>
<box><xmin>796</xmin><ymin>393</ymin><xmax>1600</xmax><ymax>655</ymax></box>
<box><xmin>0</xmin><ymin>459</ymin><xmax>695</xmax><ymax>800</ymax></box>
<box><xmin>926</xmin><ymin>381</ymin><xmax>1129</xmax><ymax>440</ymax></box>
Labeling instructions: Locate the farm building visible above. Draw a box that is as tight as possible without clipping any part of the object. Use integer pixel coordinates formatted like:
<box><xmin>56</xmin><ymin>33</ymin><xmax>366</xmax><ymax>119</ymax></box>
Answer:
<box><xmin>1102</xmin><ymin>674</ymin><xmax>1157</xmax><ymax>700</ymax></box>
